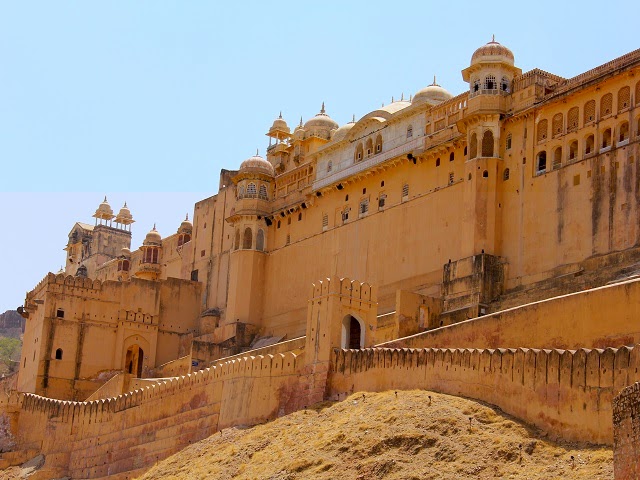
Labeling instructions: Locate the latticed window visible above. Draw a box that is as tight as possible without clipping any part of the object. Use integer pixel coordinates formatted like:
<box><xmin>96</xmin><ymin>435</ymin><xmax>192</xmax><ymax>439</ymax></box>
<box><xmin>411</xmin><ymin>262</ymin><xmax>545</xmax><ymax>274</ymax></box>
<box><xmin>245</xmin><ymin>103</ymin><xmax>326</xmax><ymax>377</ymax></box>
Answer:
<box><xmin>506</xmin><ymin>133</ymin><xmax>512</xmax><ymax>150</ymax></box>
<box><xmin>258</xmin><ymin>184</ymin><xmax>268</xmax><ymax>200</ymax></box>
<box><xmin>256</xmin><ymin>229</ymin><xmax>265</xmax><ymax>251</ymax></box>
<box><xmin>484</xmin><ymin>75</ymin><xmax>496</xmax><ymax>90</ymax></box>
<box><xmin>619</xmin><ymin>122</ymin><xmax>630</xmax><ymax>142</ymax></box>
<box><xmin>536</xmin><ymin>120</ymin><xmax>548</xmax><ymax>142</ymax></box>
<box><xmin>327</xmin><ymin>161</ymin><xmax>332</xmax><ymax>172</ymax></box>
<box><xmin>569</xmin><ymin>141</ymin><xmax>578</xmax><ymax>160</ymax></box>
<box><xmin>322</xmin><ymin>213</ymin><xmax>328</xmax><ymax>229</ymax></box>
<box><xmin>567</xmin><ymin>107</ymin><xmax>579</xmax><ymax>132</ymax></box>
<box><xmin>481</xmin><ymin>130</ymin><xmax>494</xmax><ymax>157</ymax></box>
<box><xmin>359</xmin><ymin>198</ymin><xmax>369</xmax><ymax>215</ymax></box>
<box><xmin>448</xmin><ymin>172</ymin><xmax>454</xmax><ymax>184</ymax></box>
<box><xmin>600</xmin><ymin>93</ymin><xmax>613</xmax><ymax>117</ymax></box>
<box><xmin>378</xmin><ymin>194</ymin><xmax>387</xmax><ymax>209</ymax></box>
<box><xmin>501</xmin><ymin>76</ymin><xmax>509</xmax><ymax>92</ymax></box>
<box><xmin>584</xmin><ymin>100</ymin><xmax>596</xmax><ymax>124</ymax></box>
<box><xmin>503</xmin><ymin>168</ymin><xmax>510</xmax><ymax>181</ymax></box>
<box><xmin>469</xmin><ymin>133</ymin><xmax>478</xmax><ymax>158</ymax></box>
<box><xmin>407</xmin><ymin>125</ymin><xmax>413</xmax><ymax>138</ymax></box>
<box><xmin>402</xmin><ymin>183</ymin><xmax>409</xmax><ymax>199</ymax></box>
<box><xmin>246</xmin><ymin>183</ymin><xmax>257</xmax><ymax>198</ymax></box>
<box><xmin>552</xmin><ymin>113</ymin><xmax>563</xmax><ymax>137</ymax></box>
<box><xmin>553</xmin><ymin>148</ymin><xmax>562</xmax><ymax>169</ymax></box>
<box><xmin>618</xmin><ymin>86</ymin><xmax>630</xmax><ymax>112</ymax></box>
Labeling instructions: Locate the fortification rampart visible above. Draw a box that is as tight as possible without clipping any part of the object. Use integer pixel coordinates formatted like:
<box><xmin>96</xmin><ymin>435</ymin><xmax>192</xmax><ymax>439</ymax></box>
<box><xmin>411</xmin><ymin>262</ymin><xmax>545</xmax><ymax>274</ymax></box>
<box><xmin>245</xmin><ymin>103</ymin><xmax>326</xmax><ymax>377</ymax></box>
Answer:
<box><xmin>329</xmin><ymin>345</ymin><xmax>640</xmax><ymax>445</ymax></box>
<box><xmin>381</xmin><ymin>277</ymin><xmax>640</xmax><ymax>350</ymax></box>
<box><xmin>4</xmin><ymin>350</ymin><xmax>307</xmax><ymax>479</ymax></box>
<box><xmin>613</xmin><ymin>382</ymin><xmax>640</xmax><ymax>479</ymax></box>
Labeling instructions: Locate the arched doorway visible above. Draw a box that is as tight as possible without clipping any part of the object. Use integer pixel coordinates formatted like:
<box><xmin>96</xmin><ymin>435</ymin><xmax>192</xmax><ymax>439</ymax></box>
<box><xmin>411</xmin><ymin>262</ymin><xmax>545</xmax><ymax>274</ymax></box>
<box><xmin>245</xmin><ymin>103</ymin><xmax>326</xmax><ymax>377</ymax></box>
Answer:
<box><xmin>342</xmin><ymin>315</ymin><xmax>363</xmax><ymax>349</ymax></box>
<box><xmin>125</xmin><ymin>344</ymin><xmax>144</xmax><ymax>378</ymax></box>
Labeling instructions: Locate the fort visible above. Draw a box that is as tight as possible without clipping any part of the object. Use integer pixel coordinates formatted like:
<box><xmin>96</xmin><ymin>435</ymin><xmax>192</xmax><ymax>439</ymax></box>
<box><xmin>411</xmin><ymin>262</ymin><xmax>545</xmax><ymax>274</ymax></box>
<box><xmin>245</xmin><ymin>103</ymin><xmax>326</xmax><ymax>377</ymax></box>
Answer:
<box><xmin>3</xmin><ymin>39</ymin><xmax>640</xmax><ymax>478</ymax></box>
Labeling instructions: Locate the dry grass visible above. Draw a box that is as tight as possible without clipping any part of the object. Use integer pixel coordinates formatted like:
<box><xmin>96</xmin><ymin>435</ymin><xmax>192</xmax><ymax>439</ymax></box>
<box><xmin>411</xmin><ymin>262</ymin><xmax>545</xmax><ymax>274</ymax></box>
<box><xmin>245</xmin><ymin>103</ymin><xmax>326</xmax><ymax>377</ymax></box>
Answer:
<box><xmin>138</xmin><ymin>390</ymin><xmax>612</xmax><ymax>480</ymax></box>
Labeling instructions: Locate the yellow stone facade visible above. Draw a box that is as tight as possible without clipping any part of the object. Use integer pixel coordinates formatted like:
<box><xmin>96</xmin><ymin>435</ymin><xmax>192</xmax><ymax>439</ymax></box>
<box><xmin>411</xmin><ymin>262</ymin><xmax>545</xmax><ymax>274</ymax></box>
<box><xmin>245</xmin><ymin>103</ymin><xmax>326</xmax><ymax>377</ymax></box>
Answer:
<box><xmin>6</xmin><ymin>40</ymin><xmax>640</xmax><ymax>478</ymax></box>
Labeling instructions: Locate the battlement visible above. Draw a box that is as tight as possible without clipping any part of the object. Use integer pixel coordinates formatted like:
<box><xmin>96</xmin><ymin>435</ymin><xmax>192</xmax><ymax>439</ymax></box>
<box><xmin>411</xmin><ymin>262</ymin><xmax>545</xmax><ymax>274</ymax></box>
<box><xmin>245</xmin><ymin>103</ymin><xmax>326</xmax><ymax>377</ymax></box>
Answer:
<box><xmin>309</xmin><ymin>276</ymin><xmax>376</xmax><ymax>308</ymax></box>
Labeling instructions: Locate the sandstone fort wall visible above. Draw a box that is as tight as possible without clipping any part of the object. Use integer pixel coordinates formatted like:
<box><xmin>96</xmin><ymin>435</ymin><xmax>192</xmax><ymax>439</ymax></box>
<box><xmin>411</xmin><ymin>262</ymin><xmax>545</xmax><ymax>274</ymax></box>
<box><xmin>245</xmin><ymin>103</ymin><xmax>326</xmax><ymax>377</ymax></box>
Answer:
<box><xmin>330</xmin><ymin>346</ymin><xmax>640</xmax><ymax>444</ymax></box>
<box><xmin>382</xmin><ymin>277</ymin><xmax>640</xmax><ymax>350</ymax></box>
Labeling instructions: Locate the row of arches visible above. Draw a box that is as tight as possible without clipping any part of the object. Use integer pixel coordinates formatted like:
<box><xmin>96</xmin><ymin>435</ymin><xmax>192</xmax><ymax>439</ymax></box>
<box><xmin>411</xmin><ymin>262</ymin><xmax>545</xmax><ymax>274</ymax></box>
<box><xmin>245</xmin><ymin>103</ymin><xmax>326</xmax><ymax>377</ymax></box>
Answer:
<box><xmin>537</xmin><ymin>84</ymin><xmax>639</xmax><ymax>142</ymax></box>
<box><xmin>142</xmin><ymin>246</ymin><xmax>160</xmax><ymax>264</ymax></box>
<box><xmin>354</xmin><ymin>134</ymin><xmax>383</xmax><ymax>162</ymax></box>
<box><xmin>234</xmin><ymin>227</ymin><xmax>266</xmax><ymax>251</ymax></box>
<box><xmin>237</xmin><ymin>183</ymin><xmax>269</xmax><ymax>201</ymax></box>
<box><xmin>536</xmin><ymin>119</ymin><xmax>636</xmax><ymax>173</ymax></box>
<box><xmin>469</xmin><ymin>130</ymin><xmax>495</xmax><ymax>158</ymax></box>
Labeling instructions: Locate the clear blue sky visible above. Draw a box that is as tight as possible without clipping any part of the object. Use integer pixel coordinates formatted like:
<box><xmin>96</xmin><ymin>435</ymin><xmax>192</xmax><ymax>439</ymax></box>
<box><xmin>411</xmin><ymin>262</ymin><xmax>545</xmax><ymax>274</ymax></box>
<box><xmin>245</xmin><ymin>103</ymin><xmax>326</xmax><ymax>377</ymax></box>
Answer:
<box><xmin>0</xmin><ymin>1</ymin><xmax>637</xmax><ymax>312</ymax></box>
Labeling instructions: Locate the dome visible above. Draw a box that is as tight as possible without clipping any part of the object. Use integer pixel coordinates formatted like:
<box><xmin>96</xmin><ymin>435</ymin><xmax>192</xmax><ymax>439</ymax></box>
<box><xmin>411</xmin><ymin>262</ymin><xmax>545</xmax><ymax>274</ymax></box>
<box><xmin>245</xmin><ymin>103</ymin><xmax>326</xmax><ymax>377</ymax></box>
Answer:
<box><xmin>471</xmin><ymin>37</ymin><xmax>514</xmax><ymax>66</ymax></box>
<box><xmin>413</xmin><ymin>78</ymin><xmax>453</xmax><ymax>105</ymax></box>
<box><xmin>269</xmin><ymin>112</ymin><xmax>290</xmax><ymax>134</ymax></box>
<box><xmin>93</xmin><ymin>196</ymin><xmax>114</xmax><ymax>220</ymax></box>
<box><xmin>239</xmin><ymin>152</ymin><xmax>275</xmax><ymax>177</ymax></box>
<box><xmin>115</xmin><ymin>202</ymin><xmax>134</xmax><ymax>225</ymax></box>
<box><xmin>331</xmin><ymin>117</ymin><xmax>356</xmax><ymax>143</ymax></box>
<box><xmin>143</xmin><ymin>225</ymin><xmax>162</xmax><ymax>246</ymax></box>
<box><xmin>179</xmin><ymin>214</ymin><xmax>193</xmax><ymax>233</ymax></box>
<box><xmin>304</xmin><ymin>103</ymin><xmax>339</xmax><ymax>131</ymax></box>
<box><xmin>120</xmin><ymin>247</ymin><xmax>131</xmax><ymax>256</ymax></box>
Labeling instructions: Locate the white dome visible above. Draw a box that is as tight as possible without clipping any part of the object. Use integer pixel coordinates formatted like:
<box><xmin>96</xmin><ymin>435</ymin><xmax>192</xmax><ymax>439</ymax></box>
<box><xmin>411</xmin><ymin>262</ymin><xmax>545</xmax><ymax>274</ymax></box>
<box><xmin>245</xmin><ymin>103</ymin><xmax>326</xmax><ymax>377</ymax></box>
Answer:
<box><xmin>413</xmin><ymin>80</ymin><xmax>453</xmax><ymax>105</ymax></box>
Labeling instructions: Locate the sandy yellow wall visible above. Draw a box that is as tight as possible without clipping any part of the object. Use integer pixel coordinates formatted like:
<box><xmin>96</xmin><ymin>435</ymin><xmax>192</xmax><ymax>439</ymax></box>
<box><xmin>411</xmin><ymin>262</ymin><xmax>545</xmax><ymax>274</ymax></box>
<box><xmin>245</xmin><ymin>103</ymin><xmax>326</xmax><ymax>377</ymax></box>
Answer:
<box><xmin>330</xmin><ymin>345</ymin><xmax>640</xmax><ymax>445</ymax></box>
<box><xmin>382</xmin><ymin>277</ymin><xmax>640</xmax><ymax>350</ymax></box>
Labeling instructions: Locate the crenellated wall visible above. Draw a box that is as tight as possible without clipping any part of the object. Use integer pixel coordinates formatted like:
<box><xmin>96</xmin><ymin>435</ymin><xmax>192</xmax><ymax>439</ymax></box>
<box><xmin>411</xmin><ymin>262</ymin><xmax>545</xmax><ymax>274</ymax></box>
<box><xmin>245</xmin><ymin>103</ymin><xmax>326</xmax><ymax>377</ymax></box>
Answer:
<box><xmin>4</xmin><ymin>350</ymin><xmax>307</xmax><ymax>479</ymax></box>
<box><xmin>329</xmin><ymin>345</ymin><xmax>640</xmax><ymax>445</ymax></box>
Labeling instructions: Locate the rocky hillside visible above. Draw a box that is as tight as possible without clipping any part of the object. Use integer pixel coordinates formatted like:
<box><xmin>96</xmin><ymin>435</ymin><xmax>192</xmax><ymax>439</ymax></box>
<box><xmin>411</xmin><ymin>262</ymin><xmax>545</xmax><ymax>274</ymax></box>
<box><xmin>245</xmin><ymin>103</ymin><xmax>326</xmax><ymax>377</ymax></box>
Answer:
<box><xmin>139</xmin><ymin>390</ymin><xmax>613</xmax><ymax>480</ymax></box>
<box><xmin>0</xmin><ymin>311</ymin><xmax>23</xmax><ymax>339</ymax></box>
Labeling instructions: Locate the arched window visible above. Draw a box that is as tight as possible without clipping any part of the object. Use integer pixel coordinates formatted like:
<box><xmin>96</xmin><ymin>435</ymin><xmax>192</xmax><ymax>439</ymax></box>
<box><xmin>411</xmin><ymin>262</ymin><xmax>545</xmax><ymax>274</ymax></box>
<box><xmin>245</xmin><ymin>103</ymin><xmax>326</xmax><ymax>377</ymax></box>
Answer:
<box><xmin>449</xmin><ymin>152</ymin><xmax>454</xmax><ymax>162</ymax></box>
<box><xmin>365</xmin><ymin>138</ymin><xmax>373</xmax><ymax>157</ymax></box>
<box><xmin>151</xmin><ymin>247</ymin><xmax>159</xmax><ymax>264</ymax></box>
<box><xmin>472</xmin><ymin>79</ymin><xmax>480</xmax><ymax>92</ymax></box>
<box><xmin>484</xmin><ymin>75</ymin><xmax>496</xmax><ymax>90</ymax></box>
<box><xmin>500</xmin><ymin>76</ymin><xmax>509</xmax><ymax>92</ymax></box>
<box><xmin>246</xmin><ymin>183</ymin><xmax>257</xmax><ymax>198</ymax></box>
<box><xmin>601</xmin><ymin>93</ymin><xmax>613</xmax><ymax>117</ymax></box>
<box><xmin>256</xmin><ymin>229</ymin><xmax>265</xmax><ymax>251</ymax></box>
<box><xmin>469</xmin><ymin>133</ymin><xmax>477</xmax><ymax>159</ymax></box>
<box><xmin>584</xmin><ymin>100</ymin><xmax>596</xmax><ymax>124</ymax></box>
<box><xmin>503</xmin><ymin>168</ymin><xmax>510</xmax><ymax>181</ymax></box>
<box><xmin>481</xmin><ymin>130</ymin><xmax>494</xmax><ymax>157</ymax></box>
<box><xmin>536</xmin><ymin>119</ymin><xmax>548</xmax><ymax>142</ymax></box>
<box><xmin>242</xmin><ymin>227</ymin><xmax>253</xmax><ymax>249</ymax></box>
<box><xmin>258</xmin><ymin>184</ymin><xmax>268</xmax><ymax>200</ymax></box>
<box><xmin>327</xmin><ymin>160</ymin><xmax>332</xmax><ymax>172</ymax></box>
<box><xmin>355</xmin><ymin>143</ymin><xmax>364</xmax><ymax>162</ymax></box>
<box><xmin>122</xmin><ymin>259</ymin><xmax>130</xmax><ymax>272</ymax></box>
<box><xmin>618</xmin><ymin>86</ymin><xmax>630</xmax><ymax>112</ymax></box>
<box><xmin>636</xmin><ymin>81</ymin><xmax>640</xmax><ymax>106</ymax></box>
<box><xmin>602</xmin><ymin>128</ymin><xmax>612</xmax><ymax>148</ymax></box>
<box><xmin>553</xmin><ymin>147</ymin><xmax>562</xmax><ymax>169</ymax></box>
<box><xmin>552</xmin><ymin>113</ymin><xmax>563</xmax><ymax>137</ymax></box>
<box><xmin>436</xmin><ymin>158</ymin><xmax>440</xmax><ymax>167</ymax></box>
<box><xmin>375</xmin><ymin>134</ymin><xmax>383</xmax><ymax>153</ymax></box>
<box><xmin>55</xmin><ymin>348</ymin><xmax>63</xmax><ymax>360</ymax></box>
<box><xmin>585</xmin><ymin>135</ymin><xmax>595</xmax><ymax>155</ymax></box>
<box><xmin>482</xmin><ymin>170</ymin><xmax>489</xmax><ymax>178</ymax></box>
<box><xmin>567</xmin><ymin>107</ymin><xmax>579</xmax><ymax>132</ymax></box>
<box><xmin>237</xmin><ymin>186</ymin><xmax>244</xmax><ymax>199</ymax></box>
<box><xmin>536</xmin><ymin>151</ymin><xmax>547</xmax><ymax>173</ymax></box>
<box><xmin>569</xmin><ymin>140</ymin><xmax>578</xmax><ymax>160</ymax></box>
<box><xmin>406</xmin><ymin>125</ymin><xmax>413</xmax><ymax>138</ymax></box>
<box><xmin>619</xmin><ymin>122</ymin><xmax>629</xmax><ymax>142</ymax></box>
<box><xmin>234</xmin><ymin>229</ymin><xmax>240</xmax><ymax>250</ymax></box>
